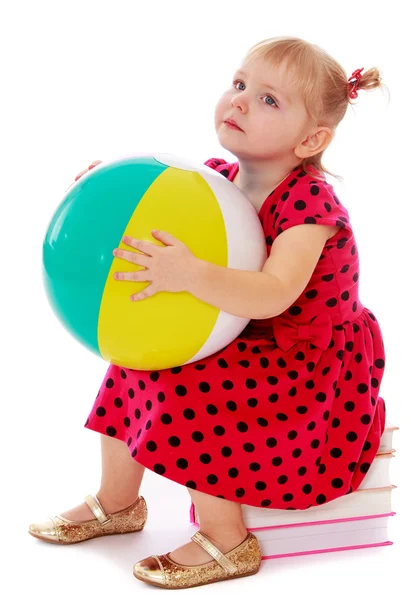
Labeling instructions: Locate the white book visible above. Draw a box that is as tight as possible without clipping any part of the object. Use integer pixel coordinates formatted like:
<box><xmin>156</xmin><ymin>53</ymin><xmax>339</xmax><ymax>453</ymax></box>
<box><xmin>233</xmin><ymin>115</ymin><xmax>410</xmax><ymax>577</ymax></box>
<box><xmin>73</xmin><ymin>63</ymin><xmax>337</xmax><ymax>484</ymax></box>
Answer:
<box><xmin>191</xmin><ymin>485</ymin><xmax>396</xmax><ymax>529</ymax></box>
<box><xmin>254</xmin><ymin>514</ymin><xmax>393</xmax><ymax>559</ymax></box>
<box><xmin>379</xmin><ymin>421</ymin><xmax>399</xmax><ymax>453</ymax></box>
<box><xmin>241</xmin><ymin>486</ymin><xmax>395</xmax><ymax>529</ymax></box>
<box><xmin>358</xmin><ymin>452</ymin><xmax>394</xmax><ymax>489</ymax></box>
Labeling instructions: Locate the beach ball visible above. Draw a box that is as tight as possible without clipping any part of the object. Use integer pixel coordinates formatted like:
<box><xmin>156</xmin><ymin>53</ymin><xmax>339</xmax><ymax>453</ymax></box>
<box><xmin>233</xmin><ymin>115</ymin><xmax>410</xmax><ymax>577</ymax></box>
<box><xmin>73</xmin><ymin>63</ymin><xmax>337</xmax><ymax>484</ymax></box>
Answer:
<box><xmin>42</xmin><ymin>153</ymin><xmax>267</xmax><ymax>370</ymax></box>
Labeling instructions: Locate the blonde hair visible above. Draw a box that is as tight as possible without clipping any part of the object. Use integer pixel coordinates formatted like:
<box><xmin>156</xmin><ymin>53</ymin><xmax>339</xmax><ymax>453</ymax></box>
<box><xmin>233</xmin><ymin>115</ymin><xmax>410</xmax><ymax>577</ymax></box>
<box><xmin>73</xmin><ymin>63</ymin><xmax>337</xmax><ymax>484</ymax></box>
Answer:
<box><xmin>243</xmin><ymin>36</ymin><xmax>390</xmax><ymax>183</ymax></box>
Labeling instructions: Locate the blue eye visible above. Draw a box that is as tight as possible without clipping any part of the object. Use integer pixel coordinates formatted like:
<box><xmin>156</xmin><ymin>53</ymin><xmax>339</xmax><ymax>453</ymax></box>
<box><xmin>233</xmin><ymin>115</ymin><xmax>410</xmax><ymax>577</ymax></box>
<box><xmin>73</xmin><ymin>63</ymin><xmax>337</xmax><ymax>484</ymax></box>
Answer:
<box><xmin>232</xmin><ymin>80</ymin><xmax>279</xmax><ymax>108</ymax></box>
<box><xmin>233</xmin><ymin>80</ymin><xmax>245</xmax><ymax>91</ymax></box>
<box><xmin>263</xmin><ymin>95</ymin><xmax>278</xmax><ymax>107</ymax></box>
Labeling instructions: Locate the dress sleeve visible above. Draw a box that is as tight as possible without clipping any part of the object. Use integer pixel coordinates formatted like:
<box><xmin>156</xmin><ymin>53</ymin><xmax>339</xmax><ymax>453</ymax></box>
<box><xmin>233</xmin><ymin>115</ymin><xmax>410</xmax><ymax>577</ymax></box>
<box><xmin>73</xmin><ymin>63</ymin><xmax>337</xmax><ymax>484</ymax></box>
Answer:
<box><xmin>203</xmin><ymin>157</ymin><xmax>230</xmax><ymax>176</ymax></box>
<box><xmin>272</xmin><ymin>180</ymin><xmax>352</xmax><ymax>239</ymax></box>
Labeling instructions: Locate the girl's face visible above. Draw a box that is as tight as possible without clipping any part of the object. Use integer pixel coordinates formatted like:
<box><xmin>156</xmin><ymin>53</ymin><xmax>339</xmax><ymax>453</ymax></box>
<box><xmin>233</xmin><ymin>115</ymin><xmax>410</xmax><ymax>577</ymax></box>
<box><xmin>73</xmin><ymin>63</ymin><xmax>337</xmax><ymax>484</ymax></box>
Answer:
<box><xmin>214</xmin><ymin>57</ymin><xmax>312</xmax><ymax>161</ymax></box>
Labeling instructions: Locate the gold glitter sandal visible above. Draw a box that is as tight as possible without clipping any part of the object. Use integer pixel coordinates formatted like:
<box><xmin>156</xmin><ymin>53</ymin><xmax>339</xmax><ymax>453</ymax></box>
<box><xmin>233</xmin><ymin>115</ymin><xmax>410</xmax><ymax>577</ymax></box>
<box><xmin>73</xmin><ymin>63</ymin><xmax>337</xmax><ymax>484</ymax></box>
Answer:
<box><xmin>133</xmin><ymin>530</ymin><xmax>262</xmax><ymax>589</ymax></box>
<box><xmin>28</xmin><ymin>493</ymin><xmax>148</xmax><ymax>544</ymax></box>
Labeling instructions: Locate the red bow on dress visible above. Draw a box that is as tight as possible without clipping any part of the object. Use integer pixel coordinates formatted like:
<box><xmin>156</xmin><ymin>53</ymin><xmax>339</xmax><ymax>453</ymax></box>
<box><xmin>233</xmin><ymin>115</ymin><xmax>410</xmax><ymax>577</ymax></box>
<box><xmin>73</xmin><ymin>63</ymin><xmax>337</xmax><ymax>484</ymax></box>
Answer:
<box><xmin>272</xmin><ymin>312</ymin><xmax>333</xmax><ymax>352</ymax></box>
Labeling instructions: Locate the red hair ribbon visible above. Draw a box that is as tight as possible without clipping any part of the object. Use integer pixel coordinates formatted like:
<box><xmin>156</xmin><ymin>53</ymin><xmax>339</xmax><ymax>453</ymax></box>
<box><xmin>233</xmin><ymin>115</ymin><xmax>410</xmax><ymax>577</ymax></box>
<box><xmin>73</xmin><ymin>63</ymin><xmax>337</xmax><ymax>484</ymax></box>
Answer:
<box><xmin>348</xmin><ymin>68</ymin><xmax>364</xmax><ymax>99</ymax></box>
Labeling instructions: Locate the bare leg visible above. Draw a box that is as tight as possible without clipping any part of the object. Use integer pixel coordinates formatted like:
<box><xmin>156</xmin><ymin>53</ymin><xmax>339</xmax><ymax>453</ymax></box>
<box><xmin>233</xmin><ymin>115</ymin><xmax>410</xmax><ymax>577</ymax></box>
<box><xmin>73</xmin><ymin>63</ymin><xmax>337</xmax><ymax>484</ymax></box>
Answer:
<box><xmin>60</xmin><ymin>434</ymin><xmax>145</xmax><ymax>522</ymax></box>
<box><xmin>168</xmin><ymin>488</ymin><xmax>248</xmax><ymax>566</ymax></box>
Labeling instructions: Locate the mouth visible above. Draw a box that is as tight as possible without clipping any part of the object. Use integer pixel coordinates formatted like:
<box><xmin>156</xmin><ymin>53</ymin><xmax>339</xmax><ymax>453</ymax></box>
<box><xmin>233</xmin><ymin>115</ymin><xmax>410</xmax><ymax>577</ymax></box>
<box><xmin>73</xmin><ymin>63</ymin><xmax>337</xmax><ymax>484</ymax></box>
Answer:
<box><xmin>224</xmin><ymin>119</ymin><xmax>243</xmax><ymax>132</ymax></box>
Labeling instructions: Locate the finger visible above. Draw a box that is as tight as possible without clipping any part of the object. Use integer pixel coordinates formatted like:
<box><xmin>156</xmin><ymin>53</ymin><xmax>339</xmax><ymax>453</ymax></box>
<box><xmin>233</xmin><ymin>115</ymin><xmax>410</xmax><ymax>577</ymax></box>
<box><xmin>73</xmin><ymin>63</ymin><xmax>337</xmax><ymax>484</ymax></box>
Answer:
<box><xmin>151</xmin><ymin>229</ymin><xmax>179</xmax><ymax>246</ymax></box>
<box><xmin>74</xmin><ymin>161</ymin><xmax>101</xmax><ymax>182</ymax></box>
<box><xmin>113</xmin><ymin>248</ymin><xmax>151</xmax><ymax>268</ymax></box>
<box><xmin>113</xmin><ymin>269</ymin><xmax>151</xmax><ymax>282</ymax></box>
<box><xmin>130</xmin><ymin>284</ymin><xmax>157</xmax><ymax>302</ymax></box>
<box><xmin>75</xmin><ymin>169</ymin><xmax>88</xmax><ymax>181</ymax></box>
<box><xmin>122</xmin><ymin>237</ymin><xmax>159</xmax><ymax>256</ymax></box>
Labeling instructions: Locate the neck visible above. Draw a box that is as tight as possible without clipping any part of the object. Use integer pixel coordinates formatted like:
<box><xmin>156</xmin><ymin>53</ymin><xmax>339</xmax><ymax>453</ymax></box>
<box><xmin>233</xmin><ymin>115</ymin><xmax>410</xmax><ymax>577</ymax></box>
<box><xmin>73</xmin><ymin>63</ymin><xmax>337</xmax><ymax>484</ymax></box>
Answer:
<box><xmin>233</xmin><ymin>157</ymin><xmax>302</xmax><ymax>197</ymax></box>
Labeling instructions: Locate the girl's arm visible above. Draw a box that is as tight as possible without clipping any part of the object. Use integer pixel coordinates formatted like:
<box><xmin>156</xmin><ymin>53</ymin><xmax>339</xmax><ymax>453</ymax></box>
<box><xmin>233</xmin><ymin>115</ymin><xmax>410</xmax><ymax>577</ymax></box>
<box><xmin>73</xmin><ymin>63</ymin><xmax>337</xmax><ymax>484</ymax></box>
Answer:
<box><xmin>187</xmin><ymin>223</ymin><xmax>337</xmax><ymax>320</ymax></box>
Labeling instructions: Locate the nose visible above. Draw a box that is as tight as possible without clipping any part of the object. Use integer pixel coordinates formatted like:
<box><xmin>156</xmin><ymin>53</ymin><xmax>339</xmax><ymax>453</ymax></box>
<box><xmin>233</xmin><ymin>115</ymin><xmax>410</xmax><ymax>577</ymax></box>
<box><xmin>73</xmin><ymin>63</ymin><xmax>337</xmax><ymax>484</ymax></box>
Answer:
<box><xmin>230</xmin><ymin>91</ymin><xmax>249</xmax><ymax>113</ymax></box>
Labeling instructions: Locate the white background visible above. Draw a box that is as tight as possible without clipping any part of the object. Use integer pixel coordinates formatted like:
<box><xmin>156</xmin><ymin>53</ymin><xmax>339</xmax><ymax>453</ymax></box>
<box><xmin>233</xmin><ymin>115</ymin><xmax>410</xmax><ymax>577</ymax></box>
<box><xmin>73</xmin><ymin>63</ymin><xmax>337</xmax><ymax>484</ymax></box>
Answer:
<box><xmin>2</xmin><ymin>0</ymin><xmax>410</xmax><ymax>598</ymax></box>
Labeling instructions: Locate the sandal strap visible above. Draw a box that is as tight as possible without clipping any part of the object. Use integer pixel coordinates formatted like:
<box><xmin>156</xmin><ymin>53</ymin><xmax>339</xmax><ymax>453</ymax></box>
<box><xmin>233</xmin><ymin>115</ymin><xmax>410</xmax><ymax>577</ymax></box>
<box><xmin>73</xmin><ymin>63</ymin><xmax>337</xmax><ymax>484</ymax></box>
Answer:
<box><xmin>190</xmin><ymin>531</ymin><xmax>238</xmax><ymax>575</ymax></box>
<box><xmin>84</xmin><ymin>494</ymin><xmax>112</xmax><ymax>526</ymax></box>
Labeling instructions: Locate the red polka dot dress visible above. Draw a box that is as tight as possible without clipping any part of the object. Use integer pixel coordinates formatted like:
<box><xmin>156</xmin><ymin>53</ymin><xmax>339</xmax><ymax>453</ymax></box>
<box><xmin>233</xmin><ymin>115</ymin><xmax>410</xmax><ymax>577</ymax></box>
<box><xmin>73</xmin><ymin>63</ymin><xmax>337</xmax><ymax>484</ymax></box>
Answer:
<box><xmin>84</xmin><ymin>158</ymin><xmax>387</xmax><ymax>511</ymax></box>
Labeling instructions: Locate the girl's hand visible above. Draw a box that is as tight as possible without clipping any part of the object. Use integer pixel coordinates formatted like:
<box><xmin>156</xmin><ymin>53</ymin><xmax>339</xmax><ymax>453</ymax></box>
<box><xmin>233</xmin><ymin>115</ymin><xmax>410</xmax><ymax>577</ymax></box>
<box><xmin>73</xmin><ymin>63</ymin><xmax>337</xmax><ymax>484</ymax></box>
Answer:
<box><xmin>66</xmin><ymin>160</ymin><xmax>103</xmax><ymax>191</ymax></box>
<box><xmin>112</xmin><ymin>230</ymin><xmax>198</xmax><ymax>301</ymax></box>
<box><xmin>74</xmin><ymin>160</ymin><xmax>102</xmax><ymax>182</ymax></box>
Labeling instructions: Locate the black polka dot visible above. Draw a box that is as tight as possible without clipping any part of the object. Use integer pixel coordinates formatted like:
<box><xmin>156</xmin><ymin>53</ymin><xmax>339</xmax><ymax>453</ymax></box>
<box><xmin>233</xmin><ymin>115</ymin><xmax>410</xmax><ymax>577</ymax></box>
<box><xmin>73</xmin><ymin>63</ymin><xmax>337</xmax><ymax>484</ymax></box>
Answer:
<box><xmin>213</xmin><ymin>425</ymin><xmax>225</xmax><ymax>436</ymax></box>
<box><xmin>183</xmin><ymin>408</ymin><xmax>195</xmax><ymax>420</ymax></box>
<box><xmin>239</xmin><ymin>360</ymin><xmax>250</xmax><ymax>368</ymax></box>
<box><xmin>168</xmin><ymin>435</ymin><xmax>181</xmax><ymax>448</ymax></box>
<box><xmin>249</xmin><ymin>462</ymin><xmax>261</xmax><ymax>471</ymax></box>
<box><xmin>243</xmin><ymin>443</ymin><xmax>255</xmax><ymax>452</ymax></box>
<box><xmin>228</xmin><ymin>467</ymin><xmax>239</xmax><ymax>478</ymax></box>
<box><xmin>222</xmin><ymin>380</ymin><xmax>234</xmax><ymax>390</ymax></box>
<box><xmin>207</xmin><ymin>474</ymin><xmax>218</xmax><ymax>485</ymax></box>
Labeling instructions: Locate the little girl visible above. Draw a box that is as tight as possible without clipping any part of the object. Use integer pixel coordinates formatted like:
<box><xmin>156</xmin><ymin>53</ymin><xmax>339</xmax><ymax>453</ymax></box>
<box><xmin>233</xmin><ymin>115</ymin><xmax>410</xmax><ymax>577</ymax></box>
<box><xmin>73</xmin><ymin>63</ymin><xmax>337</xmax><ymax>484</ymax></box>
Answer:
<box><xmin>29</xmin><ymin>36</ymin><xmax>388</xmax><ymax>589</ymax></box>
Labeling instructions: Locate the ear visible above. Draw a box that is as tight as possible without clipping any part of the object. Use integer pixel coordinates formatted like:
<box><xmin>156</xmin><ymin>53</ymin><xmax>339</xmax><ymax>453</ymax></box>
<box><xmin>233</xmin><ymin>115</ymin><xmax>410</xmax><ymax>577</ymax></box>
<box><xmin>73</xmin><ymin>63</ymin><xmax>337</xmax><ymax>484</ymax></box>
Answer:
<box><xmin>294</xmin><ymin>126</ymin><xmax>333</xmax><ymax>160</ymax></box>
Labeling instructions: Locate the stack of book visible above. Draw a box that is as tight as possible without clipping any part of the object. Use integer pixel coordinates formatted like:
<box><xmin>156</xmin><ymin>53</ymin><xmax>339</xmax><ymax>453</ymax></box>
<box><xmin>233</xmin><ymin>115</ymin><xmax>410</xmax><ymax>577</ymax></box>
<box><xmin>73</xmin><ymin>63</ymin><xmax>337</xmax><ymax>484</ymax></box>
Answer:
<box><xmin>189</xmin><ymin>420</ymin><xmax>398</xmax><ymax>560</ymax></box>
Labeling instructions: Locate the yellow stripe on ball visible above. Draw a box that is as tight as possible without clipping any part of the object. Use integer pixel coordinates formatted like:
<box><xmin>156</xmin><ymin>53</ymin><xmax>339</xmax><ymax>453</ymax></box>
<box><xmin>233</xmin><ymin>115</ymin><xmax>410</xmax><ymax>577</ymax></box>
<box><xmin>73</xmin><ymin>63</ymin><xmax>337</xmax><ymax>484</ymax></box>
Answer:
<box><xmin>98</xmin><ymin>166</ymin><xmax>228</xmax><ymax>370</ymax></box>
